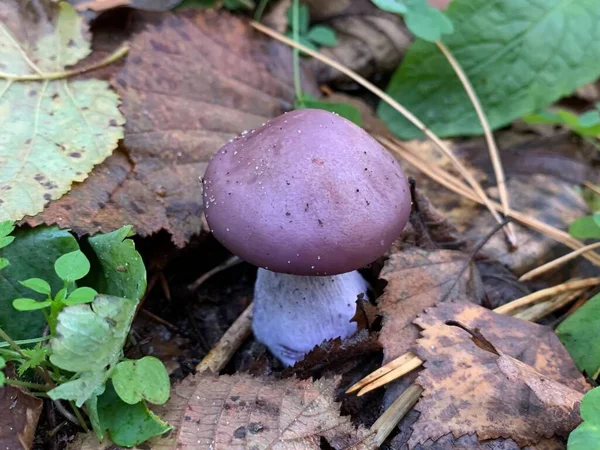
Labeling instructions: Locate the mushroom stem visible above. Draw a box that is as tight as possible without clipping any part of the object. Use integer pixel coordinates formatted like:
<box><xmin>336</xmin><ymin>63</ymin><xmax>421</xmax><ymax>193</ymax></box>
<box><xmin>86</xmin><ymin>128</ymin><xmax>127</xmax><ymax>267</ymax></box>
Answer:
<box><xmin>252</xmin><ymin>268</ymin><xmax>369</xmax><ymax>366</ymax></box>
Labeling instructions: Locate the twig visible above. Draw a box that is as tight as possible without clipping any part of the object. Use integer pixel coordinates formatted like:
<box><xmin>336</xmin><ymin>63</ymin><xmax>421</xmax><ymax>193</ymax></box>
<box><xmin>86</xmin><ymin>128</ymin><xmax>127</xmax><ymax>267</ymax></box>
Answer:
<box><xmin>435</xmin><ymin>41</ymin><xmax>516</xmax><ymax>249</ymax></box>
<box><xmin>52</xmin><ymin>401</ymin><xmax>81</xmax><ymax>428</ymax></box>
<box><xmin>0</xmin><ymin>45</ymin><xmax>129</xmax><ymax>81</ymax></box>
<box><xmin>370</xmin><ymin>384</ymin><xmax>423</xmax><ymax>447</ymax></box>
<box><xmin>195</xmin><ymin>303</ymin><xmax>253</xmax><ymax>373</ymax></box>
<box><xmin>188</xmin><ymin>256</ymin><xmax>242</xmax><ymax>291</ymax></box>
<box><xmin>494</xmin><ymin>277</ymin><xmax>600</xmax><ymax>315</ymax></box>
<box><xmin>251</xmin><ymin>22</ymin><xmax>508</xmax><ymax>237</ymax></box>
<box><xmin>139</xmin><ymin>309</ymin><xmax>180</xmax><ymax>332</ymax></box>
<box><xmin>519</xmin><ymin>242</ymin><xmax>600</xmax><ymax>281</ymax></box>
<box><xmin>379</xmin><ymin>136</ymin><xmax>600</xmax><ymax>266</ymax></box>
<box><xmin>584</xmin><ymin>181</ymin><xmax>600</xmax><ymax>197</ymax></box>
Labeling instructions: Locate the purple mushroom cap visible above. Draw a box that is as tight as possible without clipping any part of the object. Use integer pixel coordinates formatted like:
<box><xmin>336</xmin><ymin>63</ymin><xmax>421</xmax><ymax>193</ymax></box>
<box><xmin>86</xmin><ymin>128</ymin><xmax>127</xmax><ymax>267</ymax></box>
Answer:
<box><xmin>203</xmin><ymin>109</ymin><xmax>411</xmax><ymax>276</ymax></box>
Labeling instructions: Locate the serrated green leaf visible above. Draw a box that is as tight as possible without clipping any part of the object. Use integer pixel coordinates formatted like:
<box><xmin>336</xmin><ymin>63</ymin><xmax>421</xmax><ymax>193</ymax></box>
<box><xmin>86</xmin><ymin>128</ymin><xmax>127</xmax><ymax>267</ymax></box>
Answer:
<box><xmin>0</xmin><ymin>2</ymin><xmax>124</xmax><ymax>221</ymax></box>
<box><xmin>18</xmin><ymin>345</ymin><xmax>48</xmax><ymax>376</ymax></box>
<box><xmin>296</xmin><ymin>95</ymin><xmax>363</xmax><ymax>125</ymax></box>
<box><xmin>379</xmin><ymin>0</ymin><xmax>600</xmax><ymax>139</ymax></box>
<box><xmin>286</xmin><ymin>3</ymin><xmax>310</xmax><ymax>35</ymax></box>
<box><xmin>19</xmin><ymin>278</ymin><xmax>52</xmax><ymax>296</ymax></box>
<box><xmin>48</xmin><ymin>370</ymin><xmax>107</xmax><ymax>407</ymax></box>
<box><xmin>0</xmin><ymin>226</ymin><xmax>79</xmax><ymax>340</ymax></box>
<box><xmin>306</xmin><ymin>26</ymin><xmax>338</xmax><ymax>47</ymax></box>
<box><xmin>568</xmin><ymin>387</ymin><xmax>600</xmax><ymax>450</ymax></box>
<box><xmin>112</xmin><ymin>357</ymin><xmax>170</xmax><ymax>405</ymax></box>
<box><xmin>556</xmin><ymin>293</ymin><xmax>600</xmax><ymax>376</ymax></box>
<box><xmin>50</xmin><ymin>295</ymin><xmax>137</xmax><ymax>373</ymax></box>
<box><xmin>0</xmin><ymin>221</ymin><xmax>15</xmax><ymax>238</ymax></box>
<box><xmin>404</xmin><ymin>0</ymin><xmax>453</xmax><ymax>42</ymax></box>
<box><xmin>54</xmin><ymin>250</ymin><xmax>90</xmax><ymax>282</ymax></box>
<box><xmin>372</xmin><ymin>0</ymin><xmax>407</xmax><ymax>14</ymax></box>
<box><xmin>93</xmin><ymin>381</ymin><xmax>172</xmax><ymax>447</ymax></box>
<box><xmin>83</xmin><ymin>226</ymin><xmax>146</xmax><ymax>302</ymax></box>
<box><xmin>569</xmin><ymin>214</ymin><xmax>600</xmax><ymax>240</ymax></box>
<box><xmin>64</xmin><ymin>286</ymin><xmax>97</xmax><ymax>305</ymax></box>
<box><xmin>12</xmin><ymin>298</ymin><xmax>52</xmax><ymax>311</ymax></box>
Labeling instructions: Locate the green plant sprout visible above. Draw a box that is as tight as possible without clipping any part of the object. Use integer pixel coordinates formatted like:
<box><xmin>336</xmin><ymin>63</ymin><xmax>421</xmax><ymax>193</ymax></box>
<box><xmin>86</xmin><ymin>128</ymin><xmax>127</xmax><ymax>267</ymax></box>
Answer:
<box><xmin>285</xmin><ymin>3</ymin><xmax>338</xmax><ymax>51</ymax></box>
<box><xmin>0</xmin><ymin>221</ymin><xmax>171</xmax><ymax>447</ymax></box>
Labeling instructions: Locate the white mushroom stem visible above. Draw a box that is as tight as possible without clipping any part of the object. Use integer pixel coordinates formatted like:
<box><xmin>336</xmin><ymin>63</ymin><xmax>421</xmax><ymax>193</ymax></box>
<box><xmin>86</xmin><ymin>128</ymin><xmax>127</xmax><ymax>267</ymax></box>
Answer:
<box><xmin>252</xmin><ymin>268</ymin><xmax>369</xmax><ymax>366</ymax></box>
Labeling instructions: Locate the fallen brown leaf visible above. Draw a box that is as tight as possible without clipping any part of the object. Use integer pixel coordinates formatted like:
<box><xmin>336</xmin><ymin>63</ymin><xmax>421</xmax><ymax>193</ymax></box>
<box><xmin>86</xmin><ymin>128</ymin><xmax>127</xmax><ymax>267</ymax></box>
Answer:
<box><xmin>28</xmin><ymin>10</ymin><xmax>318</xmax><ymax>246</ymax></box>
<box><xmin>409</xmin><ymin>302</ymin><xmax>588</xmax><ymax>447</ymax></box>
<box><xmin>0</xmin><ymin>385</ymin><xmax>43</xmax><ymax>450</ymax></box>
<box><xmin>378</xmin><ymin>246</ymin><xmax>485</xmax><ymax>365</ymax></box>
<box><xmin>72</xmin><ymin>374</ymin><xmax>376</xmax><ymax>449</ymax></box>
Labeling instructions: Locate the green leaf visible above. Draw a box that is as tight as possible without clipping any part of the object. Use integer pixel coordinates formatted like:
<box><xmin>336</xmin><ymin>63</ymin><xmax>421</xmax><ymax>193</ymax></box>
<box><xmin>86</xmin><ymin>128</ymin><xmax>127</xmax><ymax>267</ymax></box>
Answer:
<box><xmin>379</xmin><ymin>0</ymin><xmax>600</xmax><ymax>139</ymax></box>
<box><xmin>63</xmin><ymin>286</ymin><xmax>98</xmax><ymax>306</ymax></box>
<box><xmin>49</xmin><ymin>295</ymin><xmax>137</xmax><ymax>373</ymax></box>
<box><xmin>48</xmin><ymin>370</ymin><xmax>107</xmax><ymax>407</ymax></box>
<box><xmin>93</xmin><ymin>381</ymin><xmax>172</xmax><ymax>447</ymax></box>
<box><xmin>569</xmin><ymin>214</ymin><xmax>600</xmax><ymax>240</ymax></box>
<box><xmin>0</xmin><ymin>2</ymin><xmax>124</xmax><ymax>222</ymax></box>
<box><xmin>372</xmin><ymin>0</ymin><xmax>407</xmax><ymax>14</ymax></box>
<box><xmin>19</xmin><ymin>278</ymin><xmax>52</xmax><ymax>296</ymax></box>
<box><xmin>0</xmin><ymin>222</ymin><xmax>15</xmax><ymax>239</ymax></box>
<box><xmin>0</xmin><ymin>236</ymin><xmax>15</xmax><ymax>249</ymax></box>
<box><xmin>568</xmin><ymin>387</ymin><xmax>600</xmax><ymax>450</ymax></box>
<box><xmin>296</xmin><ymin>95</ymin><xmax>363</xmax><ymax>126</ymax></box>
<box><xmin>0</xmin><ymin>227</ymin><xmax>78</xmax><ymax>340</ymax></box>
<box><xmin>111</xmin><ymin>357</ymin><xmax>170</xmax><ymax>405</ymax></box>
<box><xmin>286</xmin><ymin>3</ymin><xmax>310</xmax><ymax>35</ymax></box>
<box><xmin>285</xmin><ymin>30</ymin><xmax>319</xmax><ymax>52</ymax></box>
<box><xmin>578</xmin><ymin>110</ymin><xmax>600</xmax><ymax>128</ymax></box>
<box><xmin>84</xmin><ymin>226</ymin><xmax>146</xmax><ymax>302</ymax></box>
<box><xmin>18</xmin><ymin>345</ymin><xmax>48</xmax><ymax>376</ymax></box>
<box><xmin>176</xmin><ymin>0</ymin><xmax>219</xmax><ymax>8</ymax></box>
<box><xmin>222</xmin><ymin>0</ymin><xmax>255</xmax><ymax>10</ymax></box>
<box><xmin>55</xmin><ymin>287</ymin><xmax>67</xmax><ymax>303</ymax></box>
<box><xmin>12</xmin><ymin>298</ymin><xmax>52</xmax><ymax>311</ymax></box>
<box><xmin>403</xmin><ymin>0</ymin><xmax>453</xmax><ymax>42</ymax></box>
<box><xmin>0</xmin><ymin>356</ymin><xmax>5</xmax><ymax>387</ymax></box>
<box><xmin>306</xmin><ymin>26</ymin><xmax>338</xmax><ymax>47</ymax></box>
<box><xmin>556</xmin><ymin>293</ymin><xmax>600</xmax><ymax>377</ymax></box>
<box><xmin>54</xmin><ymin>250</ymin><xmax>91</xmax><ymax>282</ymax></box>
<box><xmin>0</xmin><ymin>258</ymin><xmax>8</xmax><ymax>271</ymax></box>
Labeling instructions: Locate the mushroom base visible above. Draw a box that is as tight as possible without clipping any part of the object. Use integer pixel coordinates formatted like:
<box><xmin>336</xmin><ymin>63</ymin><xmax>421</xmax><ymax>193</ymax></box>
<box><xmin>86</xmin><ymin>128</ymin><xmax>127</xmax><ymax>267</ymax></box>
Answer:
<box><xmin>252</xmin><ymin>268</ymin><xmax>369</xmax><ymax>366</ymax></box>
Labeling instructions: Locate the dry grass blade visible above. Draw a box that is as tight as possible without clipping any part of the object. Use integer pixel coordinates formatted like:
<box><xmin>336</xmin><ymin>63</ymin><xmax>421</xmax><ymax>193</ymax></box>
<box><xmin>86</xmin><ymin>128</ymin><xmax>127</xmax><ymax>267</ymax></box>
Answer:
<box><xmin>195</xmin><ymin>303</ymin><xmax>253</xmax><ymax>373</ymax></box>
<box><xmin>519</xmin><ymin>242</ymin><xmax>600</xmax><ymax>281</ymax></box>
<box><xmin>584</xmin><ymin>181</ymin><xmax>600</xmax><ymax>196</ymax></box>
<box><xmin>188</xmin><ymin>256</ymin><xmax>242</xmax><ymax>291</ymax></box>
<box><xmin>251</xmin><ymin>22</ymin><xmax>509</xmax><ymax>238</ymax></box>
<box><xmin>435</xmin><ymin>41</ymin><xmax>516</xmax><ymax>248</ymax></box>
<box><xmin>513</xmin><ymin>289</ymin><xmax>586</xmax><ymax>322</ymax></box>
<box><xmin>494</xmin><ymin>277</ymin><xmax>600</xmax><ymax>315</ymax></box>
<box><xmin>346</xmin><ymin>351</ymin><xmax>419</xmax><ymax>393</ymax></box>
<box><xmin>357</xmin><ymin>355</ymin><xmax>423</xmax><ymax>396</ymax></box>
<box><xmin>378</xmin><ymin>136</ymin><xmax>600</xmax><ymax>266</ymax></box>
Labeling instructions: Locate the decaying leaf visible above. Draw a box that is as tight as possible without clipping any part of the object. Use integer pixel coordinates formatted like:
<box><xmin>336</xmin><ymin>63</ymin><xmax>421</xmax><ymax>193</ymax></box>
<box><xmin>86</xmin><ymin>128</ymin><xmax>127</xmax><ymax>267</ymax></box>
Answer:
<box><xmin>0</xmin><ymin>1</ymin><xmax>124</xmax><ymax>221</ymax></box>
<box><xmin>378</xmin><ymin>246</ymin><xmax>484</xmax><ymax>364</ymax></box>
<box><xmin>302</xmin><ymin>0</ymin><xmax>411</xmax><ymax>86</ymax></box>
<box><xmin>0</xmin><ymin>385</ymin><xmax>43</xmax><ymax>450</ymax></box>
<box><xmin>72</xmin><ymin>374</ymin><xmax>375</xmax><ymax>449</ymax></box>
<box><xmin>409</xmin><ymin>302</ymin><xmax>589</xmax><ymax>447</ymax></box>
<box><xmin>28</xmin><ymin>10</ymin><xmax>318</xmax><ymax>247</ymax></box>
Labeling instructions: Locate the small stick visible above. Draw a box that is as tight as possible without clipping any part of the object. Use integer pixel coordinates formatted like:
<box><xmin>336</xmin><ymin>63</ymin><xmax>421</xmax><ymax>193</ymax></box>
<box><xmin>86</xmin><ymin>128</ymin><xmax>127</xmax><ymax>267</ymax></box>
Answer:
<box><xmin>139</xmin><ymin>309</ymin><xmax>181</xmax><ymax>332</ymax></box>
<box><xmin>519</xmin><ymin>242</ymin><xmax>600</xmax><ymax>281</ymax></box>
<box><xmin>195</xmin><ymin>303</ymin><xmax>253</xmax><ymax>373</ymax></box>
<box><xmin>584</xmin><ymin>181</ymin><xmax>600</xmax><ymax>196</ymax></box>
<box><xmin>435</xmin><ymin>41</ymin><xmax>516</xmax><ymax>249</ymax></box>
<box><xmin>494</xmin><ymin>277</ymin><xmax>600</xmax><ymax>315</ymax></box>
<box><xmin>188</xmin><ymin>256</ymin><xmax>242</xmax><ymax>291</ymax></box>
<box><xmin>251</xmin><ymin>22</ymin><xmax>509</xmax><ymax>240</ymax></box>
<box><xmin>370</xmin><ymin>384</ymin><xmax>423</xmax><ymax>447</ymax></box>
<box><xmin>346</xmin><ymin>352</ymin><xmax>419</xmax><ymax>393</ymax></box>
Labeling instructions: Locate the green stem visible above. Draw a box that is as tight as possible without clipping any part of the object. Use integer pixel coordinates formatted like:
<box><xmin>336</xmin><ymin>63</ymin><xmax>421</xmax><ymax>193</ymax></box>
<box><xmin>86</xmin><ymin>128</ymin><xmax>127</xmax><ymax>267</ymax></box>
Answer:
<box><xmin>292</xmin><ymin>0</ymin><xmax>302</xmax><ymax>102</ymax></box>
<box><xmin>0</xmin><ymin>335</ymin><xmax>50</xmax><ymax>349</ymax></box>
<box><xmin>254</xmin><ymin>0</ymin><xmax>270</xmax><ymax>21</ymax></box>
<box><xmin>4</xmin><ymin>378</ymin><xmax>50</xmax><ymax>391</ymax></box>
<box><xmin>0</xmin><ymin>326</ymin><xmax>25</xmax><ymax>357</ymax></box>
<box><xmin>70</xmin><ymin>401</ymin><xmax>89</xmax><ymax>432</ymax></box>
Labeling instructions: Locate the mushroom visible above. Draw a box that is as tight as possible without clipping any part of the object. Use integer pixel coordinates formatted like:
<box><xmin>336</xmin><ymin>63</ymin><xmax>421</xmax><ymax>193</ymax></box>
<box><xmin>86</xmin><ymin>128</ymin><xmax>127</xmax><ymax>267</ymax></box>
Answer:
<box><xmin>203</xmin><ymin>109</ymin><xmax>411</xmax><ymax>365</ymax></box>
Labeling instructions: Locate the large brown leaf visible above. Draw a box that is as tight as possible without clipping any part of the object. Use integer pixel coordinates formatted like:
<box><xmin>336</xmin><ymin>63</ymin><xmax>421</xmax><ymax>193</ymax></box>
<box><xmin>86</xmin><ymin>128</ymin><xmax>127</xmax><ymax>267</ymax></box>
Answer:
<box><xmin>378</xmin><ymin>246</ymin><xmax>485</xmax><ymax>364</ymax></box>
<box><xmin>73</xmin><ymin>374</ymin><xmax>375</xmax><ymax>449</ymax></box>
<box><xmin>28</xmin><ymin>10</ymin><xmax>317</xmax><ymax>246</ymax></box>
<box><xmin>408</xmin><ymin>302</ymin><xmax>589</xmax><ymax>447</ymax></box>
<box><xmin>0</xmin><ymin>385</ymin><xmax>43</xmax><ymax>450</ymax></box>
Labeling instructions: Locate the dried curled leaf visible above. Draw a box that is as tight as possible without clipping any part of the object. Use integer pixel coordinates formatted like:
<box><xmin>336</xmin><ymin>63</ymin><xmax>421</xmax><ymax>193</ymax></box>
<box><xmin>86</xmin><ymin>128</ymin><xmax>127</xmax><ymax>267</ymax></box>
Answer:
<box><xmin>0</xmin><ymin>385</ymin><xmax>43</xmax><ymax>450</ymax></box>
<box><xmin>0</xmin><ymin>1</ymin><xmax>124</xmax><ymax>221</ymax></box>
<box><xmin>28</xmin><ymin>10</ymin><xmax>318</xmax><ymax>246</ymax></box>
<box><xmin>409</xmin><ymin>302</ymin><xmax>589</xmax><ymax>447</ymax></box>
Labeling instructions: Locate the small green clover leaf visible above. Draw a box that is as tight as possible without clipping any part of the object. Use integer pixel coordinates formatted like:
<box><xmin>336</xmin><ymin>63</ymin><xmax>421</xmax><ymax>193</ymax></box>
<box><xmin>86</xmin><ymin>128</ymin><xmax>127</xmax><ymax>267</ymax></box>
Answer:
<box><xmin>13</xmin><ymin>298</ymin><xmax>53</xmax><ymax>311</ymax></box>
<box><xmin>54</xmin><ymin>250</ymin><xmax>91</xmax><ymax>282</ymax></box>
<box><xmin>63</xmin><ymin>287</ymin><xmax>98</xmax><ymax>306</ymax></box>
<box><xmin>111</xmin><ymin>356</ymin><xmax>170</xmax><ymax>405</ymax></box>
<box><xmin>285</xmin><ymin>3</ymin><xmax>338</xmax><ymax>52</ymax></box>
<box><xmin>568</xmin><ymin>387</ymin><xmax>600</xmax><ymax>449</ymax></box>
<box><xmin>19</xmin><ymin>278</ymin><xmax>52</xmax><ymax>297</ymax></box>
